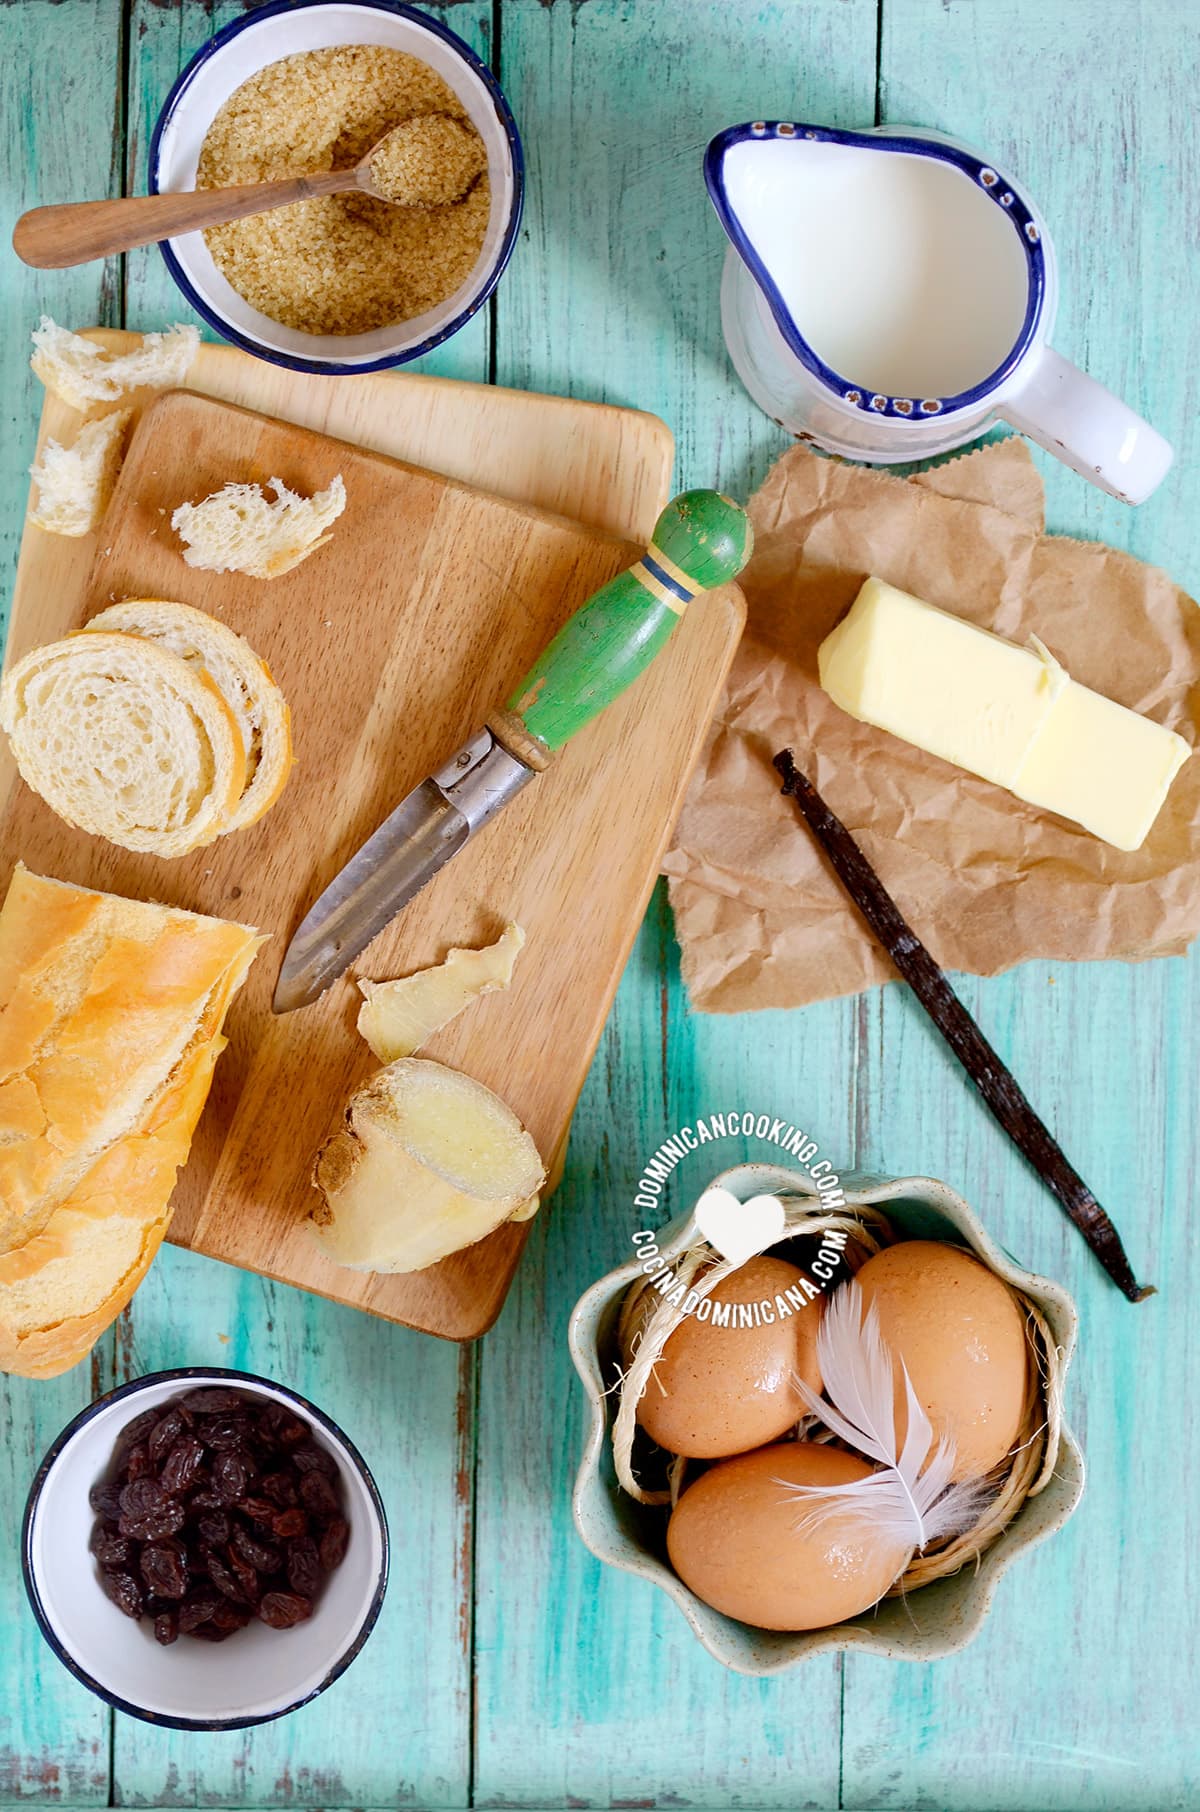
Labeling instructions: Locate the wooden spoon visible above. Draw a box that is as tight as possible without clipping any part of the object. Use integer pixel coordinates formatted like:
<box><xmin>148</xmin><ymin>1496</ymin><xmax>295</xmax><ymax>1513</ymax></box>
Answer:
<box><xmin>12</xmin><ymin>115</ymin><xmax>485</xmax><ymax>271</ymax></box>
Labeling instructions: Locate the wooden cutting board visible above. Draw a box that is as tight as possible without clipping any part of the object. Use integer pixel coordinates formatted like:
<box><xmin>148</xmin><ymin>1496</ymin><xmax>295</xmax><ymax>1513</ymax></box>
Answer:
<box><xmin>0</xmin><ymin>390</ymin><xmax>744</xmax><ymax>1338</ymax></box>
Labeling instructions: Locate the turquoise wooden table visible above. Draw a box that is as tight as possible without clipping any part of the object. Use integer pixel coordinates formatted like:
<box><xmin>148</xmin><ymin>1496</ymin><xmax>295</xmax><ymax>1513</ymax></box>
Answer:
<box><xmin>1</xmin><ymin>2</ymin><xmax>1196</xmax><ymax>1806</ymax></box>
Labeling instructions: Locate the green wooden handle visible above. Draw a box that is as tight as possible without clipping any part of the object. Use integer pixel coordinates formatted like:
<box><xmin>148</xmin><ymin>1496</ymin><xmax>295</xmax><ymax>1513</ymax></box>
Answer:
<box><xmin>501</xmin><ymin>490</ymin><xmax>752</xmax><ymax>753</ymax></box>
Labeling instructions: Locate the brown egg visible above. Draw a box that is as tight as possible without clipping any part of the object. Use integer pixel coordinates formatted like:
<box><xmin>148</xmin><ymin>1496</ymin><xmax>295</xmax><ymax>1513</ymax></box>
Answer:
<box><xmin>855</xmin><ymin>1241</ymin><xmax>1030</xmax><ymax>1479</ymax></box>
<box><xmin>633</xmin><ymin>1257</ymin><xmax>822</xmax><ymax>1458</ymax></box>
<box><xmin>667</xmin><ymin>1442</ymin><xmax>911</xmax><ymax>1630</ymax></box>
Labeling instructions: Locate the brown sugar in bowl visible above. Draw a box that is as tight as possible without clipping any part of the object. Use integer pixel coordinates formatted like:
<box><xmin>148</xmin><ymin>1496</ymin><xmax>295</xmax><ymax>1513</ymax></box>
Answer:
<box><xmin>149</xmin><ymin>0</ymin><xmax>523</xmax><ymax>375</ymax></box>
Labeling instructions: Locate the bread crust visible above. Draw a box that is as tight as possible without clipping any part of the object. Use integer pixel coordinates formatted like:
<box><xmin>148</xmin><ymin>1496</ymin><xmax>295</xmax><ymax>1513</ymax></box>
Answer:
<box><xmin>0</xmin><ymin>867</ymin><xmax>258</xmax><ymax>1249</ymax></box>
<box><xmin>0</xmin><ymin>1034</ymin><xmax>223</xmax><ymax>1378</ymax></box>
<box><xmin>0</xmin><ymin>868</ymin><xmax>261</xmax><ymax>1298</ymax></box>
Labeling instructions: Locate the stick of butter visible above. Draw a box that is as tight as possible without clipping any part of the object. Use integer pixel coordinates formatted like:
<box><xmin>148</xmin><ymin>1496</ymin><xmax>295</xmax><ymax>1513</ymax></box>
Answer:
<box><xmin>818</xmin><ymin>576</ymin><xmax>1190</xmax><ymax>851</ymax></box>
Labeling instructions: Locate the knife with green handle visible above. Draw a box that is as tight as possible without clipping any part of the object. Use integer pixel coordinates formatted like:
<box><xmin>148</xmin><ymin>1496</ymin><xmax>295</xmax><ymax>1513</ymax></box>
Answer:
<box><xmin>273</xmin><ymin>490</ymin><xmax>752</xmax><ymax>1013</ymax></box>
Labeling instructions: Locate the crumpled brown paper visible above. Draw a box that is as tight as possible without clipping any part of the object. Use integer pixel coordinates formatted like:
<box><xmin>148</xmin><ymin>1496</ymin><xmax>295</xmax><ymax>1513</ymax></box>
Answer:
<box><xmin>663</xmin><ymin>440</ymin><xmax>1200</xmax><ymax>1012</ymax></box>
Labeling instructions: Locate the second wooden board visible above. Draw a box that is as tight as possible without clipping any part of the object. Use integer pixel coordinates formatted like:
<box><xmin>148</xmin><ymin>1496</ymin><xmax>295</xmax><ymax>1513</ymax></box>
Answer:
<box><xmin>0</xmin><ymin>391</ymin><xmax>744</xmax><ymax>1338</ymax></box>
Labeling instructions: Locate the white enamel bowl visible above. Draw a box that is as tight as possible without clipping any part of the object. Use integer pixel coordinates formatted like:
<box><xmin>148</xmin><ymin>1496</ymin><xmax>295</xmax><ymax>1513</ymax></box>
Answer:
<box><xmin>569</xmin><ymin>1164</ymin><xmax>1084</xmax><ymax>1675</ymax></box>
<box><xmin>23</xmin><ymin>1369</ymin><xmax>389</xmax><ymax>1729</ymax></box>
<box><xmin>149</xmin><ymin>0</ymin><xmax>523</xmax><ymax>374</ymax></box>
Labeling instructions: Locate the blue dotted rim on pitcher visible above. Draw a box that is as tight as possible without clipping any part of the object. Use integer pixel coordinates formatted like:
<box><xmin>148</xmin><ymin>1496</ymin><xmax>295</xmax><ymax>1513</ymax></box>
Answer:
<box><xmin>704</xmin><ymin>121</ymin><xmax>1046</xmax><ymax>421</ymax></box>
<box><xmin>149</xmin><ymin>0</ymin><xmax>525</xmax><ymax>377</ymax></box>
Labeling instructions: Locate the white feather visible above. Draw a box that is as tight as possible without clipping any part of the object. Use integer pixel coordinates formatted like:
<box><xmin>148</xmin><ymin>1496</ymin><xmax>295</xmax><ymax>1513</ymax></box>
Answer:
<box><xmin>783</xmin><ymin>1279</ymin><xmax>991</xmax><ymax>1550</ymax></box>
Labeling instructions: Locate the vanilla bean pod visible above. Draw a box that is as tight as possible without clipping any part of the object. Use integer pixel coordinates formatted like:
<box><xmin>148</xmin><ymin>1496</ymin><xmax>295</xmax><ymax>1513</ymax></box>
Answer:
<box><xmin>775</xmin><ymin>748</ymin><xmax>1154</xmax><ymax>1303</ymax></box>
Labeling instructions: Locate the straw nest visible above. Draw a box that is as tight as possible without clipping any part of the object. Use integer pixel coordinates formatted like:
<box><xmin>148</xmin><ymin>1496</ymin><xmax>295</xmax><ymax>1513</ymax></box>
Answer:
<box><xmin>611</xmin><ymin>1190</ymin><xmax>1065</xmax><ymax>1597</ymax></box>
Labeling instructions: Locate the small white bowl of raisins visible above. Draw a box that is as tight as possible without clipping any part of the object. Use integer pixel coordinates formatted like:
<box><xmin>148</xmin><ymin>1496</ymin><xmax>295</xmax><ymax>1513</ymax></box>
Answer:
<box><xmin>22</xmin><ymin>1369</ymin><xmax>389</xmax><ymax>1729</ymax></box>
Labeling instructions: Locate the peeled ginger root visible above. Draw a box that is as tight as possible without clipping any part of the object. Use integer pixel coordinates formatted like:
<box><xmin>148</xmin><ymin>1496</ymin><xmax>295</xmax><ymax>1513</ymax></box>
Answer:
<box><xmin>310</xmin><ymin>1057</ymin><xmax>545</xmax><ymax>1275</ymax></box>
<box><xmin>357</xmin><ymin>923</ymin><xmax>524</xmax><ymax>1061</ymax></box>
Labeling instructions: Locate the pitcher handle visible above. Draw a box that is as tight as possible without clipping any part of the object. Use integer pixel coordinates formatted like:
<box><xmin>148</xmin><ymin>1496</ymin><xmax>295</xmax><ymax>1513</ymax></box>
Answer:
<box><xmin>998</xmin><ymin>346</ymin><xmax>1172</xmax><ymax>505</ymax></box>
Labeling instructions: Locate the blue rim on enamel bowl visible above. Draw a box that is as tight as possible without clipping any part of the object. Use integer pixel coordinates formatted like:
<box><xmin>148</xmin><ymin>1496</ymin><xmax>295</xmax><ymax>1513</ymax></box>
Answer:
<box><xmin>149</xmin><ymin>0</ymin><xmax>525</xmax><ymax>376</ymax></box>
<box><xmin>704</xmin><ymin>121</ymin><xmax>1046</xmax><ymax>421</ymax></box>
<box><xmin>22</xmin><ymin>1367</ymin><xmax>390</xmax><ymax>1732</ymax></box>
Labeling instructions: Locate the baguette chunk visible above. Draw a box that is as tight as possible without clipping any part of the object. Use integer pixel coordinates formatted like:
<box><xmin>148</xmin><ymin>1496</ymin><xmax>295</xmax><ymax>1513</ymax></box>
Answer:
<box><xmin>0</xmin><ymin>868</ymin><xmax>261</xmax><ymax>1377</ymax></box>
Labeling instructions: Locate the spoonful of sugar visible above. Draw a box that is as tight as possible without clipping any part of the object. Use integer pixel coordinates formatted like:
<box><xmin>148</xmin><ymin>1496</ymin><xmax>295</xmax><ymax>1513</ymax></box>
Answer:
<box><xmin>12</xmin><ymin>113</ymin><xmax>488</xmax><ymax>271</ymax></box>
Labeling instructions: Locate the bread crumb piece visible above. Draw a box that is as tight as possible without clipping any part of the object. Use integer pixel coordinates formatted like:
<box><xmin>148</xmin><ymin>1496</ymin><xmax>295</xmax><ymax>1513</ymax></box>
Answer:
<box><xmin>172</xmin><ymin>474</ymin><xmax>347</xmax><ymax>579</ymax></box>
<box><xmin>31</xmin><ymin>319</ymin><xmax>199</xmax><ymax>410</ymax></box>
<box><xmin>28</xmin><ymin>410</ymin><xmax>131</xmax><ymax>537</ymax></box>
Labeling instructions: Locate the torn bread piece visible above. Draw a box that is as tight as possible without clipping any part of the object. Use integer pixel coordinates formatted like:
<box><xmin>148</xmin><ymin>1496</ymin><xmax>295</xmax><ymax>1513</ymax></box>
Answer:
<box><xmin>172</xmin><ymin>474</ymin><xmax>347</xmax><ymax>579</ymax></box>
<box><xmin>84</xmin><ymin>599</ymin><xmax>293</xmax><ymax>833</ymax></box>
<box><xmin>31</xmin><ymin>318</ymin><xmax>199</xmax><ymax>411</ymax></box>
<box><xmin>28</xmin><ymin>409</ymin><xmax>131</xmax><ymax>537</ymax></box>
<box><xmin>357</xmin><ymin>923</ymin><xmax>525</xmax><ymax>1062</ymax></box>
<box><xmin>311</xmin><ymin>1057</ymin><xmax>544</xmax><ymax>1275</ymax></box>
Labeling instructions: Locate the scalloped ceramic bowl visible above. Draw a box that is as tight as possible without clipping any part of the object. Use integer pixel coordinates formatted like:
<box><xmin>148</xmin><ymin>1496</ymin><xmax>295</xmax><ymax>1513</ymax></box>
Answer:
<box><xmin>569</xmin><ymin>1163</ymin><xmax>1083</xmax><ymax>1675</ymax></box>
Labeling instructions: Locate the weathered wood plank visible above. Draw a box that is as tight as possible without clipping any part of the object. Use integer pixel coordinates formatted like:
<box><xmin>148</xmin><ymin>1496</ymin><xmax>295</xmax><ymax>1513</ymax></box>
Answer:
<box><xmin>845</xmin><ymin>2</ymin><xmax>1200</xmax><ymax>1807</ymax></box>
<box><xmin>107</xmin><ymin>4</ymin><xmax>494</xmax><ymax>1802</ymax></box>
<box><xmin>474</xmin><ymin>2</ymin><xmax>876</xmax><ymax>1804</ymax></box>
<box><xmin>0</xmin><ymin>0</ymin><xmax>123</xmax><ymax>1797</ymax></box>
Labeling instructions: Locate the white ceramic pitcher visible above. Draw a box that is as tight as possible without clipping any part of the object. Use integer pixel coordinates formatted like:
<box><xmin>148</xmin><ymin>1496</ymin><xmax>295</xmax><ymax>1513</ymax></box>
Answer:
<box><xmin>706</xmin><ymin>122</ymin><xmax>1172</xmax><ymax>504</ymax></box>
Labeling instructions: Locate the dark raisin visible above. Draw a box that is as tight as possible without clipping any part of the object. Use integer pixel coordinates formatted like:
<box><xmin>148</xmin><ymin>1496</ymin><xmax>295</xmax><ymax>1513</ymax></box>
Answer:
<box><xmin>154</xmin><ymin>1610</ymin><xmax>180</xmax><ymax>1647</ymax></box>
<box><xmin>89</xmin><ymin>1523</ymin><xmax>131</xmax><ymax>1569</ymax></box>
<box><xmin>188</xmin><ymin>1488</ymin><xmax>221</xmax><ymax>1511</ymax></box>
<box><xmin>237</xmin><ymin>1495</ymin><xmax>278</xmax><ymax>1527</ymax></box>
<box><xmin>140</xmin><ymin>1541</ymin><xmax>189</xmax><ymax>1599</ymax></box>
<box><xmin>178</xmin><ymin>1590</ymin><xmax>220</xmax><ymax>1634</ymax></box>
<box><xmin>200</xmin><ymin>1414</ymin><xmax>253</xmax><ymax>1451</ymax></box>
<box><xmin>319</xmin><ymin>1518</ymin><xmax>350</xmax><ymax>1572</ymax></box>
<box><xmin>179</xmin><ymin>1387</ymin><xmax>247</xmax><ymax>1414</ymax></box>
<box><xmin>258</xmin><ymin>1591</ymin><xmax>312</xmax><ymax>1629</ymax></box>
<box><xmin>212</xmin><ymin>1601</ymin><xmax>252</xmax><ymax>1633</ymax></box>
<box><xmin>196</xmin><ymin>1510</ymin><xmax>231</xmax><ymax>1547</ymax></box>
<box><xmin>227</xmin><ymin>1547</ymin><xmax>261</xmax><ymax>1604</ymax></box>
<box><xmin>299</xmin><ymin>1471</ymin><xmax>339</xmax><ymax>1521</ymax></box>
<box><xmin>119</xmin><ymin>1478</ymin><xmax>185</xmax><ymax>1542</ymax></box>
<box><xmin>286</xmin><ymin>1536</ymin><xmax>321</xmax><ymax>1598</ymax></box>
<box><xmin>212</xmin><ymin>1451</ymin><xmax>250</xmax><ymax>1505</ymax></box>
<box><xmin>260</xmin><ymin>1472</ymin><xmax>298</xmax><ymax>1508</ymax></box>
<box><xmin>100</xmin><ymin>1570</ymin><xmax>144</xmax><ymax>1620</ymax></box>
<box><xmin>271</xmin><ymin>1507</ymin><xmax>308</xmax><ymax>1540</ymax></box>
<box><xmin>88</xmin><ymin>1480</ymin><xmax>125</xmax><ymax>1521</ymax></box>
<box><xmin>115</xmin><ymin>1406</ymin><xmax>163</xmax><ymax>1453</ymax></box>
<box><xmin>160</xmin><ymin>1435</ymin><xmax>206</xmax><ymax>1496</ymax></box>
<box><xmin>128</xmin><ymin>1442</ymin><xmax>156</xmax><ymax>1482</ymax></box>
<box><xmin>230</xmin><ymin>1524</ymin><xmax>280</xmax><ymax>1573</ymax></box>
<box><xmin>189</xmin><ymin>1619</ymin><xmax>236</xmax><ymax>1642</ymax></box>
<box><xmin>148</xmin><ymin>1409</ymin><xmax>187</xmax><ymax>1468</ymax></box>
<box><xmin>206</xmin><ymin>1549</ymin><xmax>246</xmax><ymax>1603</ymax></box>
<box><xmin>292</xmin><ymin>1443</ymin><xmax>337</xmax><ymax>1478</ymax></box>
<box><xmin>254</xmin><ymin>1402</ymin><xmax>309</xmax><ymax>1447</ymax></box>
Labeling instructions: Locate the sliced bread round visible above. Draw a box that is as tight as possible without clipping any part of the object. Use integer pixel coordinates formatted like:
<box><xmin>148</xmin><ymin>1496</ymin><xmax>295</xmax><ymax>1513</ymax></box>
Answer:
<box><xmin>0</xmin><ymin>630</ymin><xmax>245</xmax><ymax>857</ymax></box>
<box><xmin>84</xmin><ymin>599</ymin><xmax>293</xmax><ymax>832</ymax></box>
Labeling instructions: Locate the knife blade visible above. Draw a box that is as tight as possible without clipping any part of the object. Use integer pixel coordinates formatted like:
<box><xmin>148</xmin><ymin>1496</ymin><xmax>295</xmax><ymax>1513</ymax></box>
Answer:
<box><xmin>273</xmin><ymin>728</ymin><xmax>534</xmax><ymax>1013</ymax></box>
<box><xmin>273</xmin><ymin>489</ymin><xmax>753</xmax><ymax>1012</ymax></box>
